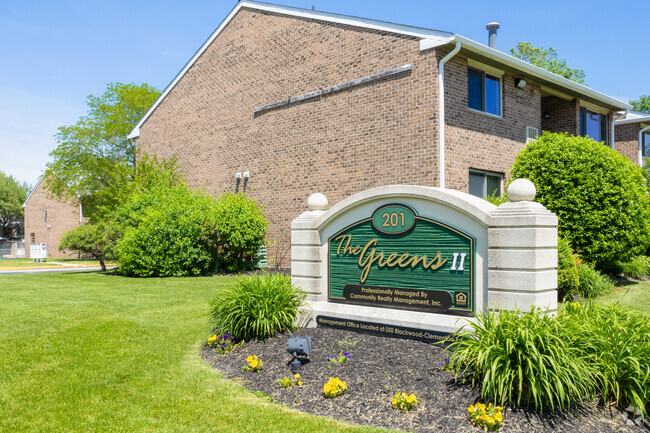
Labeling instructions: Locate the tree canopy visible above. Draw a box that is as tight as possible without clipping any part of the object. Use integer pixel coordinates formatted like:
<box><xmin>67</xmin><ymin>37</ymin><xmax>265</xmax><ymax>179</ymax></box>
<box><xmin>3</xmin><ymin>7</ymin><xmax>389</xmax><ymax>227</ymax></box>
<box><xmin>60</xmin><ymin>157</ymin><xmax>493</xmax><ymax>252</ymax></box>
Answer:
<box><xmin>630</xmin><ymin>95</ymin><xmax>650</xmax><ymax>113</ymax></box>
<box><xmin>509</xmin><ymin>42</ymin><xmax>586</xmax><ymax>84</ymax></box>
<box><xmin>44</xmin><ymin>82</ymin><xmax>160</xmax><ymax>221</ymax></box>
<box><xmin>0</xmin><ymin>173</ymin><xmax>31</xmax><ymax>239</ymax></box>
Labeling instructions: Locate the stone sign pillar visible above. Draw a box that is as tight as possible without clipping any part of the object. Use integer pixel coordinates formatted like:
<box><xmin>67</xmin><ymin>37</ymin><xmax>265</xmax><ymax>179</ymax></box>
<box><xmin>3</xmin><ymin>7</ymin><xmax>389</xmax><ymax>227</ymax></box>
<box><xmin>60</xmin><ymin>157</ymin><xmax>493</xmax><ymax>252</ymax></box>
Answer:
<box><xmin>291</xmin><ymin>181</ymin><xmax>557</xmax><ymax>339</ymax></box>
<box><xmin>487</xmin><ymin>179</ymin><xmax>558</xmax><ymax>313</ymax></box>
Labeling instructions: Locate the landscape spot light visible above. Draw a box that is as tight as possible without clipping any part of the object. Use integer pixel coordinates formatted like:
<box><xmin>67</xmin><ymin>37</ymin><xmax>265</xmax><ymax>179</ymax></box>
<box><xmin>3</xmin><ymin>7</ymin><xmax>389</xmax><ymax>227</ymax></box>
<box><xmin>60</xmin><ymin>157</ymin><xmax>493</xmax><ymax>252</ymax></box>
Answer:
<box><xmin>235</xmin><ymin>172</ymin><xmax>242</xmax><ymax>180</ymax></box>
<box><xmin>543</xmin><ymin>112</ymin><xmax>551</xmax><ymax>119</ymax></box>
<box><xmin>515</xmin><ymin>78</ymin><xmax>527</xmax><ymax>89</ymax></box>
<box><xmin>286</xmin><ymin>336</ymin><xmax>311</xmax><ymax>372</ymax></box>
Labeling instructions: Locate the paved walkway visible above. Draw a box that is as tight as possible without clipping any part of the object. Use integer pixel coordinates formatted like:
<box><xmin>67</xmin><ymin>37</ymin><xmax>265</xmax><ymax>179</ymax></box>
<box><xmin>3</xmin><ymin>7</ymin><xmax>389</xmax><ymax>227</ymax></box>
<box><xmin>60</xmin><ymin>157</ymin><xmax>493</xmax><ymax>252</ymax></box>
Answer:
<box><xmin>0</xmin><ymin>266</ymin><xmax>117</xmax><ymax>275</ymax></box>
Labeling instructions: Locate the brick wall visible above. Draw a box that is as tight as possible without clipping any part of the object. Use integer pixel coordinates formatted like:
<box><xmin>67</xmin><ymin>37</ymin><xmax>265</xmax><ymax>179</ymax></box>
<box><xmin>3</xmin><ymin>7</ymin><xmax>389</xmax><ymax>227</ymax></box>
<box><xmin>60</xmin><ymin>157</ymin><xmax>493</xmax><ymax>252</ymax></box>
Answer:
<box><xmin>541</xmin><ymin>96</ymin><xmax>580</xmax><ymax>135</ymax></box>
<box><xmin>441</xmin><ymin>51</ymin><xmax>542</xmax><ymax>191</ymax></box>
<box><xmin>615</xmin><ymin>122</ymin><xmax>640</xmax><ymax>163</ymax></box>
<box><xmin>134</xmin><ymin>8</ymin><xmax>554</xmax><ymax>262</ymax></box>
<box><xmin>23</xmin><ymin>179</ymin><xmax>81</xmax><ymax>259</ymax></box>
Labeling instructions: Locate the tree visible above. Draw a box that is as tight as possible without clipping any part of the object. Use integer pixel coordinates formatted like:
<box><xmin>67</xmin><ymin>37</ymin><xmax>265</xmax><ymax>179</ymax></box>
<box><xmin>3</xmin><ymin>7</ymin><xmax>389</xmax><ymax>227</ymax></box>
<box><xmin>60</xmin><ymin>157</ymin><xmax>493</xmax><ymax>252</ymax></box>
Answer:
<box><xmin>630</xmin><ymin>95</ymin><xmax>650</xmax><ymax>113</ymax></box>
<box><xmin>58</xmin><ymin>224</ymin><xmax>112</xmax><ymax>271</ymax></box>
<box><xmin>0</xmin><ymin>172</ymin><xmax>30</xmax><ymax>239</ymax></box>
<box><xmin>44</xmin><ymin>83</ymin><xmax>160</xmax><ymax>221</ymax></box>
<box><xmin>510</xmin><ymin>132</ymin><xmax>650</xmax><ymax>268</ymax></box>
<box><xmin>510</xmin><ymin>42</ymin><xmax>586</xmax><ymax>84</ymax></box>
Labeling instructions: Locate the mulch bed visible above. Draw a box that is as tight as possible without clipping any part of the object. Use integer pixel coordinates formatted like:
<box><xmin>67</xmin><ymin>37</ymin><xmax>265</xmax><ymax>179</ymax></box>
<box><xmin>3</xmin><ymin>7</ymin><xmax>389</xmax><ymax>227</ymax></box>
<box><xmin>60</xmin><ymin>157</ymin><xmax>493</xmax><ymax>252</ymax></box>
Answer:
<box><xmin>201</xmin><ymin>327</ymin><xmax>647</xmax><ymax>432</ymax></box>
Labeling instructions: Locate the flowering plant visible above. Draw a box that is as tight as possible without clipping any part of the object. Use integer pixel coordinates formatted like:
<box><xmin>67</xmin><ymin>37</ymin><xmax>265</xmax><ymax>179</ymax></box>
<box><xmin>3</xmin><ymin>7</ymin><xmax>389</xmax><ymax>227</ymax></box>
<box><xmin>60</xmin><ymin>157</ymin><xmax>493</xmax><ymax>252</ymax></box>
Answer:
<box><xmin>391</xmin><ymin>392</ymin><xmax>419</xmax><ymax>411</ymax></box>
<box><xmin>328</xmin><ymin>352</ymin><xmax>351</xmax><ymax>365</ymax></box>
<box><xmin>278</xmin><ymin>373</ymin><xmax>303</xmax><ymax>388</ymax></box>
<box><xmin>468</xmin><ymin>402</ymin><xmax>503</xmax><ymax>431</ymax></box>
<box><xmin>323</xmin><ymin>377</ymin><xmax>347</xmax><ymax>398</ymax></box>
<box><xmin>207</xmin><ymin>332</ymin><xmax>236</xmax><ymax>354</ymax></box>
<box><xmin>436</xmin><ymin>356</ymin><xmax>450</xmax><ymax>371</ymax></box>
<box><xmin>242</xmin><ymin>355</ymin><xmax>263</xmax><ymax>372</ymax></box>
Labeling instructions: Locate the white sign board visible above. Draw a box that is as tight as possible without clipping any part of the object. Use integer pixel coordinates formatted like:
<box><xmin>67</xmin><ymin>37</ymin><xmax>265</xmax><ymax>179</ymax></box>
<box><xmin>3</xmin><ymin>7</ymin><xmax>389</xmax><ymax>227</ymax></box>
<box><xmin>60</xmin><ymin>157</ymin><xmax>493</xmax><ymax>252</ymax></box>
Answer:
<box><xmin>30</xmin><ymin>243</ymin><xmax>47</xmax><ymax>259</ymax></box>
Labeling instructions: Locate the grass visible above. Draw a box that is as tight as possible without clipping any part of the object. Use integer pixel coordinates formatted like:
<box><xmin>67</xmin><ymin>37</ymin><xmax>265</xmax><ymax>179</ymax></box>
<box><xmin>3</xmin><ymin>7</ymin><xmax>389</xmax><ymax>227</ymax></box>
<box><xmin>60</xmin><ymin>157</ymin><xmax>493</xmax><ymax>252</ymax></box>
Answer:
<box><xmin>0</xmin><ymin>272</ymin><xmax>386</xmax><ymax>433</ymax></box>
<box><xmin>594</xmin><ymin>279</ymin><xmax>650</xmax><ymax>316</ymax></box>
<box><xmin>0</xmin><ymin>258</ymin><xmax>114</xmax><ymax>269</ymax></box>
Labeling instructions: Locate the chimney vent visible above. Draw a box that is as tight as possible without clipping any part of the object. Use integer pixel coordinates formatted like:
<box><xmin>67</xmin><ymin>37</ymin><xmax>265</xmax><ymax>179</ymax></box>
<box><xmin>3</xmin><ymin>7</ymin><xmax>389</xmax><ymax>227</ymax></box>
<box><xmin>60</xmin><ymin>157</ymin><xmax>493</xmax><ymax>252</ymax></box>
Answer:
<box><xmin>486</xmin><ymin>22</ymin><xmax>500</xmax><ymax>49</ymax></box>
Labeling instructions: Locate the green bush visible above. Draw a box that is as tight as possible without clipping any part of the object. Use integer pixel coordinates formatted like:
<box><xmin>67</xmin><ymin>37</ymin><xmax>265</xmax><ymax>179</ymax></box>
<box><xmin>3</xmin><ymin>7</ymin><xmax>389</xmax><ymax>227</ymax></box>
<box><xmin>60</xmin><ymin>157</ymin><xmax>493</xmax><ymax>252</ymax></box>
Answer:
<box><xmin>576</xmin><ymin>262</ymin><xmax>614</xmax><ymax>298</ymax></box>
<box><xmin>210</xmin><ymin>193</ymin><xmax>268</xmax><ymax>273</ymax></box>
<box><xmin>210</xmin><ymin>273</ymin><xmax>306</xmax><ymax>341</ymax></box>
<box><xmin>617</xmin><ymin>256</ymin><xmax>650</xmax><ymax>279</ymax></box>
<box><xmin>115</xmin><ymin>184</ymin><xmax>220</xmax><ymax>277</ymax></box>
<box><xmin>564</xmin><ymin>303</ymin><xmax>649</xmax><ymax>417</ymax></box>
<box><xmin>557</xmin><ymin>237</ymin><xmax>579</xmax><ymax>300</ymax></box>
<box><xmin>58</xmin><ymin>223</ymin><xmax>112</xmax><ymax>271</ymax></box>
<box><xmin>446</xmin><ymin>308</ymin><xmax>597</xmax><ymax>412</ymax></box>
<box><xmin>510</xmin><ymin>132</ymin><xmax>650</xmax><ymax>268</ymax></box>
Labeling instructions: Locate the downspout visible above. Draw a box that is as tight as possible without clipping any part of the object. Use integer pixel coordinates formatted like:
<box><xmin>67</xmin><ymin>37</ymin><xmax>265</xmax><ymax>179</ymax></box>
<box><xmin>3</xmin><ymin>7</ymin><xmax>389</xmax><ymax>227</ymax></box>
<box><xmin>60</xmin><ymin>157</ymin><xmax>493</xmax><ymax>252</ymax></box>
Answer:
<box><xmin>438</xmin><ymin>41</ymin><xmax>461</xmax><ymax>189</ymax></box>
<box><xmin>639</xmin><ymin>124</ymin><xmax>650</xmax><ymax>166</ymax></box>
<box><xmin>610</xmin><ymin>110</ymin><xmax>628</xmax><ymax>150</ymax></box>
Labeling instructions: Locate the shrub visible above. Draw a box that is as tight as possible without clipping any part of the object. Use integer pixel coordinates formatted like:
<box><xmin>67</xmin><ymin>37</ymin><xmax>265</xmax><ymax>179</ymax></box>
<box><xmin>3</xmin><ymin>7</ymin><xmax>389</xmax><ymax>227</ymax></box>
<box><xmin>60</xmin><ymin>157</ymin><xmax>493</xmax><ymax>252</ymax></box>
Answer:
<box><xmin>510</xmin><ymin>132</ymin><xmax>650</xmax><ymax>268</ymax></box>
<box><xmin>115</xmin><ymin>184</ymin><xmax>220</xmax><ymax>277</ymax></box>
<box><xmin>617</xmin><ymin>255</ymin><xmax>650</xmax><ymax>279</ymax></box>
<box><xmin>564</xmin><ymin>303</ymin><xmax>649</xmax><ymax>417</ymax></box>
<box><xmin>557</xmin><ymin>237</ymin><xmax>579</xmax><ymax>300</ymax></box>
<box><xmin>210</xmin><ymin>193</ymin><xmax>268</xmax><ymax>273</ymax></box>
<box><xmin>58</xmin><ymin>223</ymin><xmax>112</xmax><ymax>271</ymax></box>
<box><xmin>209</xmin><ymin>273</ymin><xmax>306</xmax><ymax>341</ymax></box>
<box><xmin>446</xmin><ymin>307</ymin><xmax>597</xmax><ymax>412</ymax></box>
<box><xmin>576</xmin><ymin>262</ymin><xmax>614</xmax><ymax>298</ymax></box>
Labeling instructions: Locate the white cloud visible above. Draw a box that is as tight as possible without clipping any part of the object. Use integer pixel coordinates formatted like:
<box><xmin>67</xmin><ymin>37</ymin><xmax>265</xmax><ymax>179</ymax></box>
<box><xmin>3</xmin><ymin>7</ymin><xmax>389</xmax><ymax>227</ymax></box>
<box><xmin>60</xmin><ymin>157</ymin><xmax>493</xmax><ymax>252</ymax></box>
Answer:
<box><xmin>0</xmin><ymin>88</ymin><xmax>83</xmax><ymax>187</ymax></box>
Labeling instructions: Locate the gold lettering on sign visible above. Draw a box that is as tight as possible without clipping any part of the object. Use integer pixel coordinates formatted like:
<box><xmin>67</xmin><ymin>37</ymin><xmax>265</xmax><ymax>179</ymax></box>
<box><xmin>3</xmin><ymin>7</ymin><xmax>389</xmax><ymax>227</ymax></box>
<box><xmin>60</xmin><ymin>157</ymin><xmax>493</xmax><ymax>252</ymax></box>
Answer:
<box><xmin>334</xmin><ymin>234</ymin><xmax>448</xmax><ymax>283</ymax></box>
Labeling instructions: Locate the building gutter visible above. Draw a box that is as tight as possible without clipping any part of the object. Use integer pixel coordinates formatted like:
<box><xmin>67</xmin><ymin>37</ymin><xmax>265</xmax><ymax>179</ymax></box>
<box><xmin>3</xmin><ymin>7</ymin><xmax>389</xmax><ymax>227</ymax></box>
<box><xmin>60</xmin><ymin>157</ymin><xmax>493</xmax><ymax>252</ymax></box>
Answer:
<box><xmin>640</xmin><ymin>125</ymin><xmax>650</xmax><ymax>166</ymax></box>
<box><xmin>438</xmin><ymin>41</ymin><xmax>461</xmax><ymax>189</ymax></box>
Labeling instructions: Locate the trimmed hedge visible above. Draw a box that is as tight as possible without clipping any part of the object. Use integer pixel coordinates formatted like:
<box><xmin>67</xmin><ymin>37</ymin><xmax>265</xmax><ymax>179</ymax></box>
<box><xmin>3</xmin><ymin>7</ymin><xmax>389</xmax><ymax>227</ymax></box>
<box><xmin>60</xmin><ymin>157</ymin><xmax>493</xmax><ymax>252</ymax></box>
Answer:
<box><xmin>510</xmin><ymin>132</ymin><xmax>650</xmax><ymax>268</ymax></box>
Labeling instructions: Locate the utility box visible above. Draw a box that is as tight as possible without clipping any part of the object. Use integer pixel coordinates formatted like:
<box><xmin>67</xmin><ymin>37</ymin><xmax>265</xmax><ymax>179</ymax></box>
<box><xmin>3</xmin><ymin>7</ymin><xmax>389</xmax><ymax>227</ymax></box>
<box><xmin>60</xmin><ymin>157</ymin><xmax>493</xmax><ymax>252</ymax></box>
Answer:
<box><xmin>30</xmin><ymin>243</ymin><xmax>47</xmax><ymax>261</ymax></box>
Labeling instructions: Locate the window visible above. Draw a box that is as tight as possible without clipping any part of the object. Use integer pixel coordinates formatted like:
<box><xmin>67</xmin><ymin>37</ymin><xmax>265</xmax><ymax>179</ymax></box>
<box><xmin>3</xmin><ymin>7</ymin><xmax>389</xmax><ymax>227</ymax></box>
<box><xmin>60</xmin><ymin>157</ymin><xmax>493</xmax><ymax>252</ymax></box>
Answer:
<box><xmin>469</xmin><ymin>170</ymin><xmax>502</xmax><ymax>199</ymax></box>
<box><xmin>580</xmin><ymin>108</ymin><xmax>607</xmax><ymax>142</ymax></box>
<box><xmin>468</xmin><ymin>67</ymin><xmax>501</xmax><ymax>116</ymax></box>
<box><xmin>643</xmin><ymin>132</ymin><xmax>650</xmax><ymax>159</ymax></box>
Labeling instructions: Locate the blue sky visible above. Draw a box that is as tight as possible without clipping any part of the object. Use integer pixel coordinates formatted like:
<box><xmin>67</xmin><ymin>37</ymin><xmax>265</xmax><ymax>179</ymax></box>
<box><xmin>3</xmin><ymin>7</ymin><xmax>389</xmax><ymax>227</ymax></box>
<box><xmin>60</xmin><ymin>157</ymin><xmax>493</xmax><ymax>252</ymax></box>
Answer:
<box><xmin>1</xmin><ymin>0</ymin><xmax>647</xmax><ymax>188</ymax></box>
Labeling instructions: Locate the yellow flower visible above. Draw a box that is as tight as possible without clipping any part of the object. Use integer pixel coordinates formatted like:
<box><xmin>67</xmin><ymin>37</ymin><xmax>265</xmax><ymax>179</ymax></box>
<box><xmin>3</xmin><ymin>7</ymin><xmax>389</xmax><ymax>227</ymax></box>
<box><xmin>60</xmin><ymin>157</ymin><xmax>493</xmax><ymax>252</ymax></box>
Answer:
<box><xmin>294</xmin><ymin>373</ymin><xmax>300</xmax><ymax>379</ymax></box>
<box><xmin>406</xmin><ymin>394</ymin><xmax>416</xmax><ymax>403</ymax></box>
<box><xmin>468</xmin><ymin>404</ymin><xmax>475</xmax><ymax>413</ymax></box>
<box><xmin>246</xmin><ymin>355</ymin><xmax>253</xmax><ymax>362</ymax></box>
<box><xmin>392</xmin><ymin>399</ymin><xmax>398</xmax><ymax>405</ymax></box>
<box><xmin>495</xmin><ymin>413</ymin><xmax>503</xmax><ymax>422</ymax></box>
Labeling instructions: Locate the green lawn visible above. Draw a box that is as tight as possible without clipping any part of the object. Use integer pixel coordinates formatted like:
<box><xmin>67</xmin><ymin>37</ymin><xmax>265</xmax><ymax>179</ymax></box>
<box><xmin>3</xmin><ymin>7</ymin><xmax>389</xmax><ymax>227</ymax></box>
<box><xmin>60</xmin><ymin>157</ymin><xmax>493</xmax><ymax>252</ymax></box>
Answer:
<box><xmin>594</xmin><ymin>279</ymin><xmax>650</xmax><ymax>316</ymax></box>
<box><xmin>0</xmin><ymin>272</ymin><xmax>386</xmax><ymax>433</ymax></box>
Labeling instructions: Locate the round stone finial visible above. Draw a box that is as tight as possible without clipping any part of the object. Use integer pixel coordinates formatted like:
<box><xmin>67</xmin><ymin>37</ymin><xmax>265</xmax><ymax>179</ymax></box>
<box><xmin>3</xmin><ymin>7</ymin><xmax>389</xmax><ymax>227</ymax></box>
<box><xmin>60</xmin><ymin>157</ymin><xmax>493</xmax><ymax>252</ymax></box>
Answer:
<box><xmin>307</xmin><ymin>193</ymin><xmax>328</xmax><ymax>210</ymax></box>
<box><xmin>507</xmin><ymin>178</ymin><xmax>536</xmax><ymax>202</ymax></box>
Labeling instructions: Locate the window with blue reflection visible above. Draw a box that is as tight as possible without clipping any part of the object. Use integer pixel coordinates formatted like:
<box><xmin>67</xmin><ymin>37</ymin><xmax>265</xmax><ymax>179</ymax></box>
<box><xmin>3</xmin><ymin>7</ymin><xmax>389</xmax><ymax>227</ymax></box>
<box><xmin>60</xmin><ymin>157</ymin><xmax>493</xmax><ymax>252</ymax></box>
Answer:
<box><xmin>644</xmin><ymin>132</ymin><xmax>650</xmax><ymax>157</ymax></box>
<box><xmin>467</xmin><ymin>67</ymin><xmax>501</xmax><ymax>116</ymax></box>
<box><xmin>580</xmin><ymin>108</ymin><xmax>607</xmax><ymax>143</ymax></box>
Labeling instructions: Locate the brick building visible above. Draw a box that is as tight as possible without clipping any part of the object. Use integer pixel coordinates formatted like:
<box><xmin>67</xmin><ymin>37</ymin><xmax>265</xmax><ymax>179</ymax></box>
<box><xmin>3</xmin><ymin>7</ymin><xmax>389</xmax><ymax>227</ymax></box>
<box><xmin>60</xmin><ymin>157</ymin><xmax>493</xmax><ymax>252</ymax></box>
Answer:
<box><xmin>125</xmin><ymin>2</ymin><xmax>631</xmax><ymax>262</ymax></box>
<box><xmin>614</xmin><ymin>111</ymin><xmax>650</xmax><ymax>165</ymax></box>
<box><xmin>23</xmin><ymin>177</ymin><xmax>81</xmax><ymax>259</ymax></box>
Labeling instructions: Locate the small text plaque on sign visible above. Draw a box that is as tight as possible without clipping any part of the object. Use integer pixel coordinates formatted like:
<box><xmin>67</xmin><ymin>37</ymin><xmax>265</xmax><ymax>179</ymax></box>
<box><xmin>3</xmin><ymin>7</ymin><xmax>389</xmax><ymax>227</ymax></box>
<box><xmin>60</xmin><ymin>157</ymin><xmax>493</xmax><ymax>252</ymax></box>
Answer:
<box><xmin>328</xmin><ymin>204</ymin><xmax>475</xmax><ymax>316</ymax></box>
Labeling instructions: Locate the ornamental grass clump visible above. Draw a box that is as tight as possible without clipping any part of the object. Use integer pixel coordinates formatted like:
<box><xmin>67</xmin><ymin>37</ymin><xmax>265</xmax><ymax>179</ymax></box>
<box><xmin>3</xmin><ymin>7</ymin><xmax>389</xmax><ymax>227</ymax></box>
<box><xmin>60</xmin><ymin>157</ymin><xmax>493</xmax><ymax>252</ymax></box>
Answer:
<box><xmin>242</xmin><ymin>355</ymin><xmax>263</xmax><ymax>372</ymax></box>
<box><xmin>468</xmin><ymin>403</ymin><xmax>504</xmax><ymax>431</ymax></box>
<box><xmin>210</xmin><ymin>273</ymin><xmax>306</xmax><ymax>341</ymax></box>
<box><xmin>446</xmin><ymin>307</ymin><xmax>597</xmax><ymax>412</ymax></box>
<box><xmin>391</xmin><ymin>393</ymin><xmax>420</xmax><ymax>412</ymax></box>
<box><xmin>323</xmin><ymin>377</ymin><xmax>347</xmax><ymax>398</ymax></box>
<box><xmin>563</xmin><ymin>302</ymin><xmax>649</xmax><ymax>417</ymax></box>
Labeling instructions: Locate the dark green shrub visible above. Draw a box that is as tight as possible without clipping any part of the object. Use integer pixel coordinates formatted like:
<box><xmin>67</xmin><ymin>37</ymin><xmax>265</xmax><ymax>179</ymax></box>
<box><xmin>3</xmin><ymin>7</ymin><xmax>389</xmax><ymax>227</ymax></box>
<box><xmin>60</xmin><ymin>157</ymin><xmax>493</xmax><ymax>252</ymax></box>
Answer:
<box><xmin>564</xmin><ymin>303</ymin><xmax>649</xmax><ymax>417</ymax></box>
<box><xmin>210</xmin><ymin>193</ymin><xmax>268</xmax><ymax>273</ymax></box>
<box><xmin>557</xmin><ymin>237</ymin><xmax>579</xmax><ymax>299</ymax></box>
<box><xmin>58</xmin><ymin>223</ymin><xmax>112</xmax><ymax>271</ymax></box>
<box><xmin>576</xmin><ymin>262</ymin><xmax>614</xmax><ymax>298</ymax></box>
<box><xmin>115</xmin><ymin>184</ymin><xmax>220</xmax><ymax>277</ymax></box>
<box><xmin>446</xmin><ymin>308</ymin><xmax>597</xmax><ymax>412</ymax></box>
<box><xmin>510</xmin><ymin>132</ymin><xmax>650</xmax><ymax>268</ymax></box>
<box><xmin>210</xmin><ymin>273</ymin><xmax>306</xmax><ymax>341</ymax></box>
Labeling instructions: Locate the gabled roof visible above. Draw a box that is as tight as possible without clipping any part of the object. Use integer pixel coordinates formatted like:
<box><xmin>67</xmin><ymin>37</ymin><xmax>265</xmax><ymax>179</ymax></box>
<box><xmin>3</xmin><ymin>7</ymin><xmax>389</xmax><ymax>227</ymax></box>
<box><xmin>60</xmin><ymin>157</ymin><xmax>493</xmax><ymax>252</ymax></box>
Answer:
<box><xmin>614</xmin><ymin>110</ymin><xmax>650</xmax><ymax>125</ymax></box>
<box><xmin>22</xmin><ymin>175</ymin><xmax>43</xmax><ymax>208</ymax></box>
<box><xmin>128</xmin><ymin>0</ymin><xmax>631</xmax><ymax>139</ymax></box>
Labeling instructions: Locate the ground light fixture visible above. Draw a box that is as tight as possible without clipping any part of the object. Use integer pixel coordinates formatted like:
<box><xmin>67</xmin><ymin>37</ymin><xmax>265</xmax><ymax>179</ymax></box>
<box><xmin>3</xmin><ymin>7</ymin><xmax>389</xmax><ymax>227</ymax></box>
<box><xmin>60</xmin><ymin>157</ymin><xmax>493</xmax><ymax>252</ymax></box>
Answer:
<box><xmin>286</xmin><ymin>336</ymin><xmax>311</xmax><ymax>372</ymax></box>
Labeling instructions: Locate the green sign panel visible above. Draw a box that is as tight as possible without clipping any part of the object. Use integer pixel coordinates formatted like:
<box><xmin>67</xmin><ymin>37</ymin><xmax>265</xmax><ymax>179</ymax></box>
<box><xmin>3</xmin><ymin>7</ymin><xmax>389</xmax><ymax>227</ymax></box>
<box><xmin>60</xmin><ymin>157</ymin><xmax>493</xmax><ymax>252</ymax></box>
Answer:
<box><xmin>328</xmin><ymin>204</ymin><xmax>475</xmax><ymax>316</ymax></box>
